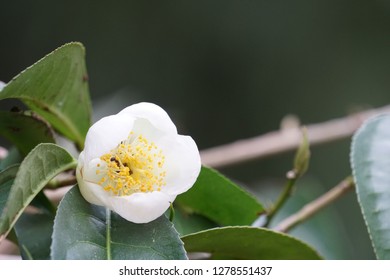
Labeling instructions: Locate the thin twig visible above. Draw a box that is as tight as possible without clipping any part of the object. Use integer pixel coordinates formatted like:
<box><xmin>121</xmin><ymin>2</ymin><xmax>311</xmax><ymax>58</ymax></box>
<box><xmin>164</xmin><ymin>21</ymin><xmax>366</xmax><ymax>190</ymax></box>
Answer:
<box><xmin>273</xmin><ymin>176</ymin><xmax>354</xmax><ymax>233</ymax></box>
<box><xmin>265</xmin><ymin>173</ymin><xmax>297</xmax><ymax>227</ymax></box>
<box><xmin>200</xmin><ymin>105</ymin><xmax>390</xmax><ymax>168</ymax></box>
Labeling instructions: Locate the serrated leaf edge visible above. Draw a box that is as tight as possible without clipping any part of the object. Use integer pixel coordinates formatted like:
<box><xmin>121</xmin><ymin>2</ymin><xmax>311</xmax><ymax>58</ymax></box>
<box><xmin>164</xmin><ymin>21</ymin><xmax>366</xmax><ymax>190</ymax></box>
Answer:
<box><xmin>349</xmin><ymin>114</ymin><xmax>390</xmax><ymax>259</ymax></box>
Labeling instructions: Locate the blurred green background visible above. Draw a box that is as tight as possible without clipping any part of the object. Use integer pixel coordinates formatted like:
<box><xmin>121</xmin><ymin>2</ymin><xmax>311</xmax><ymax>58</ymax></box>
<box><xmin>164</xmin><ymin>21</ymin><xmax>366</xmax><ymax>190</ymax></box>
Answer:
<box><xmin>2</xmin><ymin>0</ymin><xmax>389</xmax><ymax>259</ymax></box>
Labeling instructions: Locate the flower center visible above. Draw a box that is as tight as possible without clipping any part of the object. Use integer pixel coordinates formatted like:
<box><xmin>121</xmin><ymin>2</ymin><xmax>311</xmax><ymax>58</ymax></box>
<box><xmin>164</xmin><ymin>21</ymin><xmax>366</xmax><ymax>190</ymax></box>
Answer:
<box><xmin>95</xmin><ymin>132</ymin><xmax>166</xmax><ymax>196</ymax></box>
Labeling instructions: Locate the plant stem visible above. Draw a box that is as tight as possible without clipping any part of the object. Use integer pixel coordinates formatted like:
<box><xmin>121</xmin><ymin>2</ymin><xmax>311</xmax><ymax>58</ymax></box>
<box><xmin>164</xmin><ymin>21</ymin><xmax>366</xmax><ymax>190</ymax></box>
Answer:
<box><xmin>265</xmin><ymin>171</ymin><xmax>297</xmax><ymax>226</ymax></box>
<box><xmin>273</xmin><ymin>176</ymin><xmax>354</xmax><ymax>233</ymax></box>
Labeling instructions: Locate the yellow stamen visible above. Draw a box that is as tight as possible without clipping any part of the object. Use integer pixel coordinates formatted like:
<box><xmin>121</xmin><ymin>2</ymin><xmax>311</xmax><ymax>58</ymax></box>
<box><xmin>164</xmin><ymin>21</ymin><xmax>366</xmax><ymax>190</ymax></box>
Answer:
<box><xmin>95</xmin><ymin>132</ymin><xmax>166</xmax><ymax>196</ymax></box>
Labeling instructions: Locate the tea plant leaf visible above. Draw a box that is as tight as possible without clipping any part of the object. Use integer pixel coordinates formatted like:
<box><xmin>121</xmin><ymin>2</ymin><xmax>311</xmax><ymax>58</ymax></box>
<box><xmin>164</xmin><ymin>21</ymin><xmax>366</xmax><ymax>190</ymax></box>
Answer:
<box><xmin>52</xmin><ymin>186</ymin><xmax>187</xmax><ymax>260</ymax></box>
<box><xmin>176</xmin><ymin>166</ymin><xmax>264</xmax><ymax>226</ymax></box>
<box><xmin>0</xmin><ymin>42</ymin><xmax>91</xmax><ymax>148</ymax></box>
<box><xmin>182</xmin><ymin>226</ymin><xmax>322</xmax><ymax>259</ymax></box>
<box><xmin>0</xmin><ymin>143</ymin><xmax>76</xmax><ymax>241</ymax></box>
<box><xmin>351</xmin><ymin>115</ymin><xmax>390</xmax><ymax>259</ymax></box>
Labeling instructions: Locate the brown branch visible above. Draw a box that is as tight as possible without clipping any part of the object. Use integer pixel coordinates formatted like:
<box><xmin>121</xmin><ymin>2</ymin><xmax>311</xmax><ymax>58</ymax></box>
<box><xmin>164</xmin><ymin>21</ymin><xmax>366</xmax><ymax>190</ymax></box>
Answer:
<box><xmin>273</xmin><ymin>176</ymin><xmax>354</xmax><ymax>233</ymax></box>
<box><xmin>200</xmin><ymin>105</ymin><xmax>390</xmax><ymax>168</ymax></box>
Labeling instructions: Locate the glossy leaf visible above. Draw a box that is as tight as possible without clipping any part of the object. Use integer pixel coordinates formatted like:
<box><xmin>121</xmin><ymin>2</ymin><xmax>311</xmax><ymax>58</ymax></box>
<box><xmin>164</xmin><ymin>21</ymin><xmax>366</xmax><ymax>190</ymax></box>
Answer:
<box><xmin>182</xmin><ymin>226</ymin><xmax>322</xmax><ymax>259</ymax></box>
<box><xmin>171</xmin><ymin>207</ymin><xmax>217</xmax><ymax>236</ymax></box>
<box><xmin>176</xmin><ymin>166</ymin><xmax>264</xmax><ymax>226</ymax></box>
<box><xmin>51</xmin><ymin>186</ymin><xmax>187</xmax><ymax>260</ymax></box>
<box><xmin>0</xmin><ymin>143</ymin><xmax>76</xmax><ymax>241</ymax></box>
<box><xmin>15</xmin><ymin>212</ymin><xmax>54</xmax><ymax>260</ymax></box>
<box><xmin>0</xmin><ymin>42</ymin><xmax>92</xmax><ymax>148</ymax></box>
<box><xmin>0</xmin><ymin>110</ymin><xmax>55</xmax><ymax>155</ymax></box>
<box><xmin>351</xmin><ymin>115</ymin><xmax>390</xmax><ymax>259</ymax></box>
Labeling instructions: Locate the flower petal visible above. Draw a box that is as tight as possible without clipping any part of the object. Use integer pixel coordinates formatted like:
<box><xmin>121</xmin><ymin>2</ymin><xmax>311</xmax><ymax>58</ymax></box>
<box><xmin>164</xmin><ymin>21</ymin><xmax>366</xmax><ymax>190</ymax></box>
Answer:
<box><xmin>108</xmin><ymin>192</ymin><xmax>176</xmax><ymax>223</ymax></box>
<box><xmin>84</xmin><ymin>113</ymin><xmax>135</xmax><ymax>163</ymax></box>
<box><xmin>77</xmin><ymin>152</ymin><xmax>108</xmax><ymax>206</ymax></box>
<box><xmin>78</xmin><ymin>180</ymin><xmax>108</xmax><ymax>207</ymax></box>
<box><xmin>119</xmin><ymin>102</ymin><xmax>177</xmax><ymax>134</ymax></box>
<box><xmin>81</xmin><ymin>158</ymin><xmax>107</xmax><ymax>183</ymax></box>
<box><xmin>161</xmin><ymin>135</ymin><xmax>201</xmax><ymax>195</ymax></box>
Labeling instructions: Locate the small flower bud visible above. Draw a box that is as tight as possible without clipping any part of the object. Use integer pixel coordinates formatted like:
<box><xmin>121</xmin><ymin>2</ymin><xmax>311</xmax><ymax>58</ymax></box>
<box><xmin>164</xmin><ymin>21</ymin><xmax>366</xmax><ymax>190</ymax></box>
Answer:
<box><xmin>293</xmin><ymin>127</ymin><xmax>310</xmax><ymax>178</ymax></box>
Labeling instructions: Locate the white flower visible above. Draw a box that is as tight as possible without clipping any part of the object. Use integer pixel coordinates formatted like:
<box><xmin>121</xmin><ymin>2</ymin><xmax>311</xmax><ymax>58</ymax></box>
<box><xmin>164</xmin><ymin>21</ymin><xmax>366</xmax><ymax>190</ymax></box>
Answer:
<box><xmin>76</xmin><ymin>102</ymin><xmax>201</xmax><ymax>223</ymax></box>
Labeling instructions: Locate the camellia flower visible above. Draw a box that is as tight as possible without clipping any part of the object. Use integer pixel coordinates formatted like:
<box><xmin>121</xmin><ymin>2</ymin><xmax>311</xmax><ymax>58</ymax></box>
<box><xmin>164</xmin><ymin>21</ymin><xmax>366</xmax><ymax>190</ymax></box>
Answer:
<box><xmin>76</xmin><ymin>102</ymin><xmax>201</xmax><ymax>223</ymax></box>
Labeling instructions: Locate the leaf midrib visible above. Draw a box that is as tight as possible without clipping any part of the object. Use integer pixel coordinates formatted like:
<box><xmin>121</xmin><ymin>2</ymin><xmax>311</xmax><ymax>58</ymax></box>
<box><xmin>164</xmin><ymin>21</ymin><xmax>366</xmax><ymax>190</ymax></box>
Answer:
<box><xmin>0</xmin><ymin>158</ymin><xmax>77</xmax><ymax>237</ymax></box>
<box><xmin>105</xmin><ymin>208</ymin><xmax>112</xmax><ymax>260</ymax></box>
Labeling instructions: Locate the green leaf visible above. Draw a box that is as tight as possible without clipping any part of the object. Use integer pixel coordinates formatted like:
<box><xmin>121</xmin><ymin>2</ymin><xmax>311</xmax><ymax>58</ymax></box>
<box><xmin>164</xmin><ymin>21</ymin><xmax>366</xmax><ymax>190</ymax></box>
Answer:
<box><xmin>0</xmin><ymin>165</ymin><xmax>19</xmax><ymax>215</ymax></box>
<box><xmin>182</xmin><ymin>226</ymin><xmax>322</xmax><ymax>259</ymax></box>
<box><xmin>351</xmin><ymin>115</ymin><xmax>390</xmax><ymax>259</ymax></box>
<box><xmin>171</xmin><ymin>207</ymin><xmax>217</xmax><ymax>236</ymax></box>
<box><xmin>0</xmin><ymin>42</ymin><xmax>92</xmax><ymax>148</ymax></box>
<box><xmin>51</xmin><ymin>186</ymin><xmax>187</xmax><ymax>260</ymax></box>
<box><xmin>15</xmin><ymin>212</ymin><xmax>54</xmax><ymax>260</ymax></box>
<box><xmin>176</xmin><ymin>166</ymin><xmax>264</xmax><ymax>226</ymax></box>
<box><xmin>0</xmin><ymin>110</ymin><xmax>55</xmax><ymax>156</ymax></box>
<box><xmin>0</xmin><ymin>143</ymin><xmax>76</xmax><ymax>241</ymax></box>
